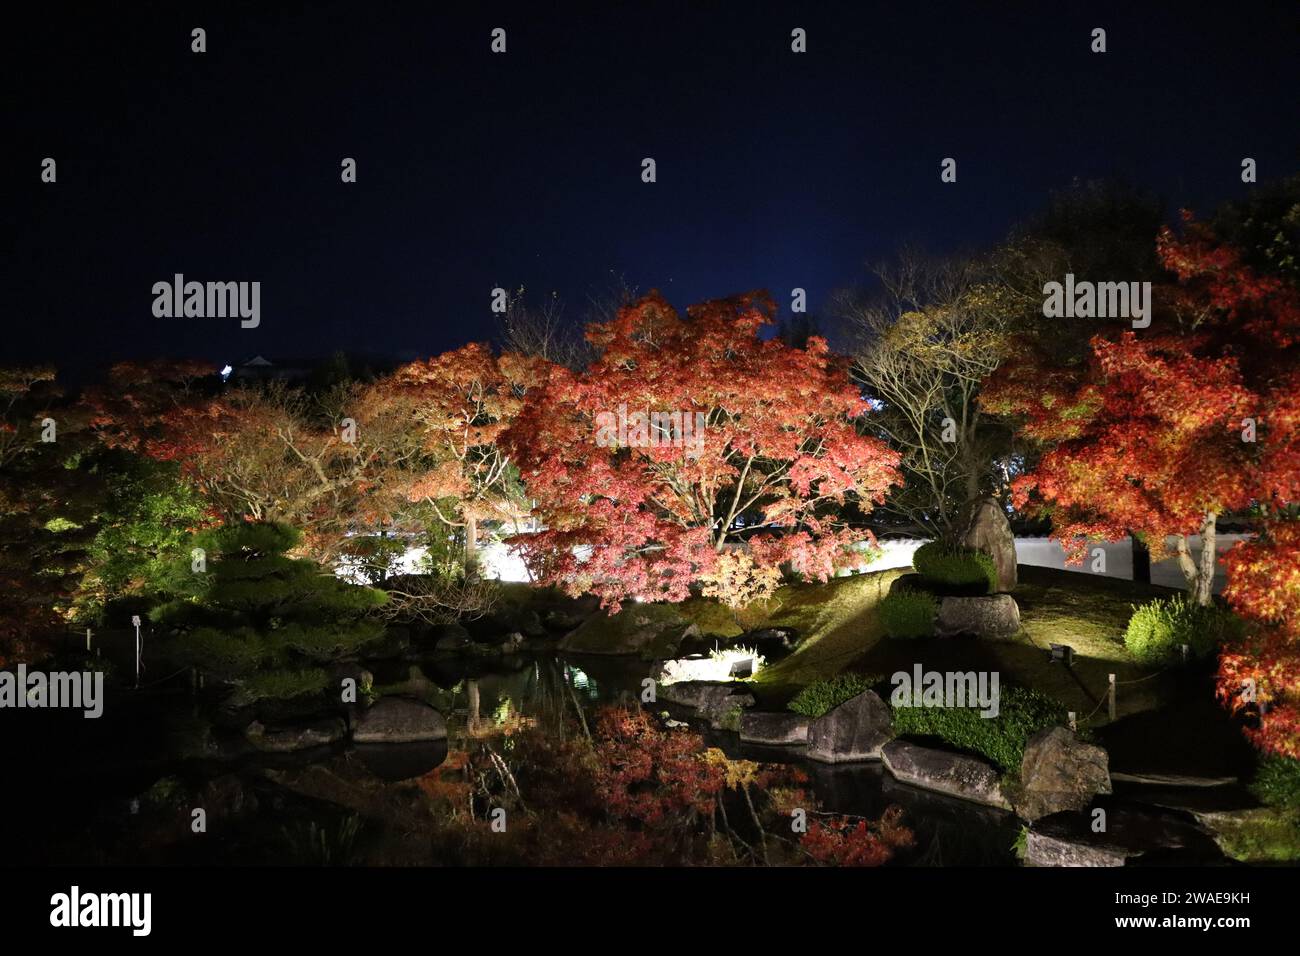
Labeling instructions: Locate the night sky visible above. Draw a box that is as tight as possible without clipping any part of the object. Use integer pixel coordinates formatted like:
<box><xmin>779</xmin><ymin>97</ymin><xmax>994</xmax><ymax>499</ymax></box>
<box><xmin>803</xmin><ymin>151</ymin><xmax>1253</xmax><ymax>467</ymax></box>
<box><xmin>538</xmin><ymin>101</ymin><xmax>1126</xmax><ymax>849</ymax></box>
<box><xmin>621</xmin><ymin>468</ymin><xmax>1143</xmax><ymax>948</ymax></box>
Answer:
<box><xmin>6</xmin><ymin>2</ymin><xmax>1297</xmax><ymax>379</ymax></box>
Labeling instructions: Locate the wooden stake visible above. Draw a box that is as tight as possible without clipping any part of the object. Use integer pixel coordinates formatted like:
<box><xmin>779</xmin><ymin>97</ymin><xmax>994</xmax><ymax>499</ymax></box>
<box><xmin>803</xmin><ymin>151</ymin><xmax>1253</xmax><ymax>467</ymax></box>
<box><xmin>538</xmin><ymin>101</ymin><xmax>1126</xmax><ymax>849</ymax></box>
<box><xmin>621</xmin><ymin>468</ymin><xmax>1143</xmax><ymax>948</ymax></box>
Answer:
<box><xmin>1107</xmin><ymin>673</ymin><xmax>1116</xmax><ymax>720</ymax></box>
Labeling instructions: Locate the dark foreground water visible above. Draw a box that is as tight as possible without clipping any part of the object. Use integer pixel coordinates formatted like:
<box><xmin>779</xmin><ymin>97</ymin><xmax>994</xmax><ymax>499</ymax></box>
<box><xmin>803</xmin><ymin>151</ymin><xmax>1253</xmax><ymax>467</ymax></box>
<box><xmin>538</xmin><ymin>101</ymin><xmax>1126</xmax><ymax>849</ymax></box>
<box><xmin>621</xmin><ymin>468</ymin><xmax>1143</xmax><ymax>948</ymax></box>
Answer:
<box><xmin>1</xmin><ymin>650</ymin><xmax>1020</xmax><ymax>866</ymax></box>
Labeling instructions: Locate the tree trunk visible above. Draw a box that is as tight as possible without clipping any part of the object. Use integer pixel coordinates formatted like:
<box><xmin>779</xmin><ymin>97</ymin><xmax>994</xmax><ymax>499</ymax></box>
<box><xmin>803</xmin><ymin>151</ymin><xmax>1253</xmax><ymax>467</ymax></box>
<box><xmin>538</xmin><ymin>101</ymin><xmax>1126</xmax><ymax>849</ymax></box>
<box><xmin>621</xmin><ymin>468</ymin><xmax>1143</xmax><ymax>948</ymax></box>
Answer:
<box><xmin>1130</xmin><ymin>534</ymin><xmax>1151</xmax><ymax>584</ymax></box>
<box><xmin>1174</xmin><ymin>512</ymin><xmax>1218</xmax><ymax>606</ymax></box>
<box><xmin>467</xmin><ymin>679</ymin><xmax>481</xmax><ymax>735</ymax></box>
<box><xmin>464</xmin><ymin>515</ymin><xmax>478</xmax><ymax>573</ymax></box>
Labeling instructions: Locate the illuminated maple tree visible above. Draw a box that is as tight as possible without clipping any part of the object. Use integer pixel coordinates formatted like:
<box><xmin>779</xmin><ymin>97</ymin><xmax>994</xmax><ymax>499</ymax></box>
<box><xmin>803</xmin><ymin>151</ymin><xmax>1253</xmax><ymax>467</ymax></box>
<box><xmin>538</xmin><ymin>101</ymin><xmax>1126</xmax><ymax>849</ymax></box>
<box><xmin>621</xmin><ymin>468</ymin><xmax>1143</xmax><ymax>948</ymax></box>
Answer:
<box><xmin>368</xmin><ymin>343</ymin><xmax>538</xmax><ymax>567</ymax></box>
<box><xmin>502</xmin><ymin>291</ymin><xmax>902</xmax><ymax>608</ymax></box>
<box><xmin>987</xmin><ymin>216</ymin><xmax>1300</xmax><ymax>757</ymax></box>
<box><xmin>985</xmin><ymin>215</ymin><xmax>1300</xmax><ymax>605</ymax></box>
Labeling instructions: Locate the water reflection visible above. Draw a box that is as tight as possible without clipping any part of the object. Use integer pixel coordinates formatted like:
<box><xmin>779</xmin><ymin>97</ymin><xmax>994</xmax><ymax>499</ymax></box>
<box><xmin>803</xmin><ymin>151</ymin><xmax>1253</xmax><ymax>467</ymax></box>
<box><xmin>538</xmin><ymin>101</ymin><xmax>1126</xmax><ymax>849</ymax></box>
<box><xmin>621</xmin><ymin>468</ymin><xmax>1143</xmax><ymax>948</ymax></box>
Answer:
<box><xmin>395</xmin><ymin>651</ymin><xmax>1020</xmax><ymax>865</ymax></box>
<box><xmin>355</xmin><ymin>740</ymin><xmax>450</xmax><ymax>782</ymax></box>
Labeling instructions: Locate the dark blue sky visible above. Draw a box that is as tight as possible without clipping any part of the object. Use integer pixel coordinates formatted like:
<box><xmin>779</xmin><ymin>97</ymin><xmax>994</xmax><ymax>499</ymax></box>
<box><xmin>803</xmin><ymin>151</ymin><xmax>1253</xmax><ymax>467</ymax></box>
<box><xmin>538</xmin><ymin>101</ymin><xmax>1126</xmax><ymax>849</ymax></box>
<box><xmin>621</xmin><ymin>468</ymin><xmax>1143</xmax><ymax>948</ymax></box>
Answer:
<box><xmin>6</xmin><ymin>1</ymin><xmax>1297</xmax><ymax>377</ymax></box>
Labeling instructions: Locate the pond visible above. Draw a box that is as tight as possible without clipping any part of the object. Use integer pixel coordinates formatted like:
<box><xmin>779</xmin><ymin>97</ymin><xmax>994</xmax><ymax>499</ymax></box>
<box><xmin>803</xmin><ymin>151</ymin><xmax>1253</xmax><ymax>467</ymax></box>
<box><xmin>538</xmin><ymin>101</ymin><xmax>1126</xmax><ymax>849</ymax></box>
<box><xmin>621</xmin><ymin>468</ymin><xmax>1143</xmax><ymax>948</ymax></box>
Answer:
<box><xmin>2</xmin><ymin>649</ymin><xmax>1021</xmax><ymax>866</ymax></box>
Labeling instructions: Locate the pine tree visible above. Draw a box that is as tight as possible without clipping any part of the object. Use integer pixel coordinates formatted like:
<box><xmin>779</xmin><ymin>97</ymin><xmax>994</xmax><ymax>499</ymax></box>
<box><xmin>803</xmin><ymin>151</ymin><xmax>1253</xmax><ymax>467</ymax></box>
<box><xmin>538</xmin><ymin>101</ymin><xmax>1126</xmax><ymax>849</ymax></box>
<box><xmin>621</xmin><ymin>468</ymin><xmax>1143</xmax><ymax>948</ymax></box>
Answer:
<box><xmin>151</xmin><ymin>522</ymin><xmax>388</xmax><ymax>705</ymax></box>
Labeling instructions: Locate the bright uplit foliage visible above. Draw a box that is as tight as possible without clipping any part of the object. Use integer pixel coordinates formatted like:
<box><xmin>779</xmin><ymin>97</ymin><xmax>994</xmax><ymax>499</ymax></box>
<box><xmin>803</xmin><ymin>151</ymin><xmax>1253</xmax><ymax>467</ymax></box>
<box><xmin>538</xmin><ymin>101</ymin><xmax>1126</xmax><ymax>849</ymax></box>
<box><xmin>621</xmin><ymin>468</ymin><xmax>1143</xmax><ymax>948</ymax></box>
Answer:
<box><xmin>987</xmin><ymin>218</ymin><xmax>1300</xmax><ymax>756</ymax></box>
<box><xmin>502</xmin><ymin>291</ymin><xmax>902</xmax><ymax>608</ymax></box>
<box><xmin>371</xmin><ymin>342</ymin><xmax>538</xmax><ymax>536</ymax></box>
<box><xmin>985</xmin><ymin>218</ymin><xmax>1299</xmax><ymax>558</ymax></box>
<box><xmin>1218</xmin><ymin>522</ymin><xmax>1300</xmax><ymax>758</ymax></box>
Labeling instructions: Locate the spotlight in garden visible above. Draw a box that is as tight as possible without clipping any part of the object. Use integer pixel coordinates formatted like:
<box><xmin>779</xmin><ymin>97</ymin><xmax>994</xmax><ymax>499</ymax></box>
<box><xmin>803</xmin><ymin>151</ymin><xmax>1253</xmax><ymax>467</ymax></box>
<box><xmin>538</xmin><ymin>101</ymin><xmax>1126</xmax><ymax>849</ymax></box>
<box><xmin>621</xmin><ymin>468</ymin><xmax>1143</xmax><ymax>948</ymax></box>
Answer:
<box><xmin>1049</xmin><ymin>643</ymin><xmax>1075</xmax><ymax>667</ymax></box>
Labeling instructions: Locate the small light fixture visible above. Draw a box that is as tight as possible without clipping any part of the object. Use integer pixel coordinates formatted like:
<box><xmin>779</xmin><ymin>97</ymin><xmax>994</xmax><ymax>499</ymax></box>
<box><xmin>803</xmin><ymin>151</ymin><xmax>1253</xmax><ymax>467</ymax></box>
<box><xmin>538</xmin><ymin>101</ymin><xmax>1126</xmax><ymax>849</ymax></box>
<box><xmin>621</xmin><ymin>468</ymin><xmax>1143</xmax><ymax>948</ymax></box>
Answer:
<box><xmin>1049</xmin><ymin>643</ymin><xmax>1075</xmax><ymax>666</ymax></box>
<box><xmin>728</xmin><ymin>657</ymin><xmax>756</xmax><ymax>679</ymax></box>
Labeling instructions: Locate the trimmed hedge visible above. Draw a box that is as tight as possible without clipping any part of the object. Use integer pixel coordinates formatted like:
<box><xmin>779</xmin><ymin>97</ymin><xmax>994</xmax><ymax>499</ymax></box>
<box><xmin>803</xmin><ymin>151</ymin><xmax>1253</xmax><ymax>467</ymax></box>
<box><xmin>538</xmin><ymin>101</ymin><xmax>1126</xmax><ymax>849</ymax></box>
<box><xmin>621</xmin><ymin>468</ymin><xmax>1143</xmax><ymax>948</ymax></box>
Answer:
<box><xmin>1123</xmin><ymin>595</ymin><xmax>1243</xmax><ymax>665</ymax></box>
<box><xmin>890</xmin><ymin>684</ymin><xmax>1068</xmax><ymax>772</ymax></box>
<box><xmin>912</xmin><ymin>542</ymin><xmax>997</xmax><ymax>594</ymax></box>
<box><xmin>787</xmin><ymin>673</ymin><xmax>881</xmax><ymax>718</ymax></box>
<box><xmin>880</xmin><ymin>589</ymin><xmax>938</xmax><ymax>639</ymax></box>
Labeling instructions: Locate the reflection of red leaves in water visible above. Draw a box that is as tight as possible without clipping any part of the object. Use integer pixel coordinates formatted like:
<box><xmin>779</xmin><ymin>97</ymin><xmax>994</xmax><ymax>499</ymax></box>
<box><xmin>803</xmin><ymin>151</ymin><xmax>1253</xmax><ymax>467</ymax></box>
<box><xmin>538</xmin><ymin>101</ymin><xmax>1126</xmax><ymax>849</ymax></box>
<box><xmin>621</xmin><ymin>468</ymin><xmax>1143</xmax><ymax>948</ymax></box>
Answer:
<box><xmin>591</xmin><ymin>707</ymin><xmax>725</xmax><ymax>827</ymax></box>
<box><xmin>412</xmin><ymin>709</ymin><xmax>912</xmax><ymax>866</ymax></box>
<box><xmin>801</xmin><ymin>805</ymin><xmax>914</xmax><ymax>867</ymax></box>
<box><xmin>416</xmin><ymin>749</ymin><xmax>472</xmax><ymax>810</ymax></box>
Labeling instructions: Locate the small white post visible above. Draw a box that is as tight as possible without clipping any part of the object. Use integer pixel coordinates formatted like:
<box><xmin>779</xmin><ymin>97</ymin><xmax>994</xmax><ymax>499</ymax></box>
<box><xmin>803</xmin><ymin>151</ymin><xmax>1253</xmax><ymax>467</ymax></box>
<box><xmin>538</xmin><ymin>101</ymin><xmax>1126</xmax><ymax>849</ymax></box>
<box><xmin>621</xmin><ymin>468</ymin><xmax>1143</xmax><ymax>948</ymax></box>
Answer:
<box><xmin>130</xmin><ymin>621</ymin><xmax>142</xmax><ymax>686</ymax></box>
<box><xmin>1068</xmin><ymin>711</ymin><xmax>1077</xmax><ymax>732</ymax></box>
<box><xmin>1107</xmin><ymin>673</ymin><xmax>1116</xmax><ymax>720</ymax></box>
<box><xmin>86</xmin><ymin>627</ymin><xmax>92</xmax><ymax>652</ymax></box>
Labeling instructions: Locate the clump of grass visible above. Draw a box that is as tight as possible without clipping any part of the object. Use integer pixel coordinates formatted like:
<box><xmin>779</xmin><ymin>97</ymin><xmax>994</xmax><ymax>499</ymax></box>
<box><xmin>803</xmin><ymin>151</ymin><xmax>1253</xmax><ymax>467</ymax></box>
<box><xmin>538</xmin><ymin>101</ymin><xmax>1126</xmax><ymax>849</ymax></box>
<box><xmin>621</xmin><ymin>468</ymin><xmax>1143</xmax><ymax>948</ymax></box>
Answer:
<box><xmin>280</xmin><ymin>814</ymin><xmax>364</xmax><ymax>865</ymax></box>
<box><xmin>1123</xmin><ymin>596</ymin><xmax>1242</xmax><ymax>664</ymax></box>
<box><xmin>1251</xmin><ymin>756</ymin><xmax>1300</xmax><ymax>811</ymax></box>
<box><xmin>880</xmin><ymin>589</ymin><xmax>937</xmax><ymax>639</ymax></box>
<box><xmin>890</xmin><ymin>685</ymin><xmax>1068</xmax><ymax>772</ymax></box>
<box><xmin>787</xmin><ymin>673</ymin><xmax>880</xmax><ymax>718</ymax></box>
<box><xmin>912</xmin><ymin>542</ymin><xmax>998</xmax><ymax>594</ymax></box>
<box><xmin>1207</xmin><ymin>808</ymin><xmax>1300</xmax><ymax>863</ymax></box>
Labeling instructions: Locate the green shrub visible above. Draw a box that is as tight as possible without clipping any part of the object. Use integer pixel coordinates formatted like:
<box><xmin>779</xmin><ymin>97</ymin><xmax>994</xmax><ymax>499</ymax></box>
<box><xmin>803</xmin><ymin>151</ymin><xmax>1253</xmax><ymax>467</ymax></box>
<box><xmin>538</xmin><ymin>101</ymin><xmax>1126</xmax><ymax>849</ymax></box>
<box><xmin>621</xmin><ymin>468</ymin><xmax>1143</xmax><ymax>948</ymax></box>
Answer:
<box><xmin>890</xmin><ymin>684</ymin><xmax>1068</xmax><ymax>772</ymax></box>
<box><xmin>1123</xmin><ymin>595</ymin><xmax>1243</xmax><ymax>665</ymax></box>
<box><xmin>1251</xmin><ymin>756</ymin><xmax>1300</xmax><ymax>811</ymax></box>
<box><xmin>911</xmin><ymin>542</ymin><xmax>997</xmax><ymax>594</ymax></box>
<box><xmin>151</xmin><ymin>521</ymin><xmax>389</xmax><ymax>703</ymax></box>
<box><xmin>234</xmin><ymin>667</ymin><xmax>330</xmax><ymax>706</ymax></box>
<box><xmin>787</xmin><ymin>673</ymin><xmax>881</xmax><ymax>718</ymax></box>
<box><xmin>880</xmin><ymin>589</ymin><xmax>938</xmax><ymax>639</ymax></box>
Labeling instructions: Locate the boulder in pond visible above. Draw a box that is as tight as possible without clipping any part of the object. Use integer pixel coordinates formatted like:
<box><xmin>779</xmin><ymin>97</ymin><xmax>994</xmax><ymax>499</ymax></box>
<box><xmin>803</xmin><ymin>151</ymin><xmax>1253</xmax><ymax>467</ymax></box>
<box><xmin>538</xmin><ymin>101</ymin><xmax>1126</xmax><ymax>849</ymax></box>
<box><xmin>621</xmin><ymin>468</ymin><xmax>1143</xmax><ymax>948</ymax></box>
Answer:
<box><xmin>244</xmin><ymin>717</ymin><xmax>347</xmax><ymax>753</ymax></box>
<box><xmin>936</xmin><ymin>594</ymin><xmax>1021</xmax><ymax>638</ymax></box>
<box><xmin>1015</xmin><ymin>726</ymin><xmax>1112</xmax><ymax>822</ymax></box>
<box><xmin>960</xmin><ymin>496</ymin><xmax>1017</xmax><ymax>592</ymax></box>
<box><xmin>657</xmin><ymin>680</ymin><xmax>755</xmax><ymax>731</ymax></box>
<box><xmin>465</xmin><ymin>606</ymin><xmax>545</xmax><ymax>642</ymax></box>
<box><xmin>1026</xmin><ymin>805</ymin><xmax>1224</xmax><ymax>866</ymax></box>
<box><xmin>806</xmin><ymin>690</ymin><xmax>894</xmax><ymax>763</ymax></box>
<box><xmin>427</xmin><ymin>622</ymin><xmax>472</xmax><ymax>651</ymax></box>
<box><xmin>353</xmin><ymin>697</ymin><xmax>447</xmax><ymax>744</ymax></box>
<box><xmin>739</xmin><ymin>711</ymin><xmax>810</xmax><ymax>746</ymax></box>
<box><xmin>882</xmin><ymin>739</ymin><xmax>1012</xmax><ymax>809</ymax></box>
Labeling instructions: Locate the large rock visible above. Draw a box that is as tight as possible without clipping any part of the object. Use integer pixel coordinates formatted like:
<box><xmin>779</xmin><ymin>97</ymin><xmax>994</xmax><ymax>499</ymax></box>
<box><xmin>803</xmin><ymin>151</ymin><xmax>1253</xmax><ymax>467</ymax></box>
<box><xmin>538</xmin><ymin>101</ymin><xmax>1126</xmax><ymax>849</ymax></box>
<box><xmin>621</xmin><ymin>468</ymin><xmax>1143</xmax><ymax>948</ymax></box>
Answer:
<box><xmin>1015</xmin><ymin>726</ymin><xmax>1112</xmax><ymax>822</ymax></box>
<box><xmin>244</xmin><ymin>717</ymin><xmax>347</xmax><ymax>753</ymax></box>
<box><xmin>559</xmin><ymin>603</ymin><xmax>697</xmax><ymax>656</ymax></box>
<box><xmin>1026</xmin><ymin>805</ymin><xmax>1225</xmax><ymax>867</ymax></box>
<box><xmin>961</xmin><ymin>497</ymin><xmax>1017</xmax><ymax>592</ymax></box>
<box><xmin>806</xmin><ymin>690</ymin><xmax>894</xmax><ymax>763</ymax></box>
<box><xmin>428</xmin><ymin>622</ymin><xmax>472</xmax><ymax>652</ymax></box>
<box><xmin>353</xmin><ymin>697</ymin><xmax>447</xmax><ymax>744</ymax></box>
<box><xmin>656</xmin><ymin>680</ymin><xmax>755</xmax><ymax>730</ymax></box>
<box><xmin>466</xmin><ymin>606</ymin><xmax>545</xmax><ymax>643</ymax></box>
<box><xmin>882</xmin><ymin>739</ymin><xmax>1012</xmax><ymax>809</ymax></box>
<box><xmin>936</xmin><ymin>594</ymin><xmax>1021</xmax><ymax>638</ymax></box>
<box><xmin>739</xmin><ymin>711</ymin><xmax>810</xmax><ymax>746</ymax></box>
<box><xmin>742</xmin><ymin>627</ymin><xmax>801</xmax><ymax>660</ymax></box>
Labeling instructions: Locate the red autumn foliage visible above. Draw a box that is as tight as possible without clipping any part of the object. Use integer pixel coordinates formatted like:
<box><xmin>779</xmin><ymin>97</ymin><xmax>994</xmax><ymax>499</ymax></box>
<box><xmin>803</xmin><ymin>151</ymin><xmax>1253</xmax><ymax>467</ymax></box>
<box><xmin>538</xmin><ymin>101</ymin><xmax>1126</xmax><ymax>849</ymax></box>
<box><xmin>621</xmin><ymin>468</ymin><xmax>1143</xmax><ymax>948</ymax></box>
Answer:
<box><xmin>502</xmin><ymin>291</ymin><xmax>902</xmax><ymax>608</ymax></box>
<box><xmin>1217</xmin><ymin>521</ymin><xmax>1300</xmax><ymax>758</ymax></box>
<box><xmin>986</xmin><ymin>217</ymin><xmax>1300</xmax><ymax>756</ymax></box>
<box><xmin>984</xmin><ymin>218</ymin><xmax>1298</xmax><ymax>566</ymax></box>
<box><xmin>800</xmin><ymin>805</ymin><xmax>915</xmax><ymax>866</ymax></box>
<box><xmin>363</xmin><ymin>343</ymin><xmax>539</xmax><ymax>538</ymax></box>
<box><xmin>590</xmin><ymin>707</ymin><xmax>726</xmax><ymax>827</ymax></box>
